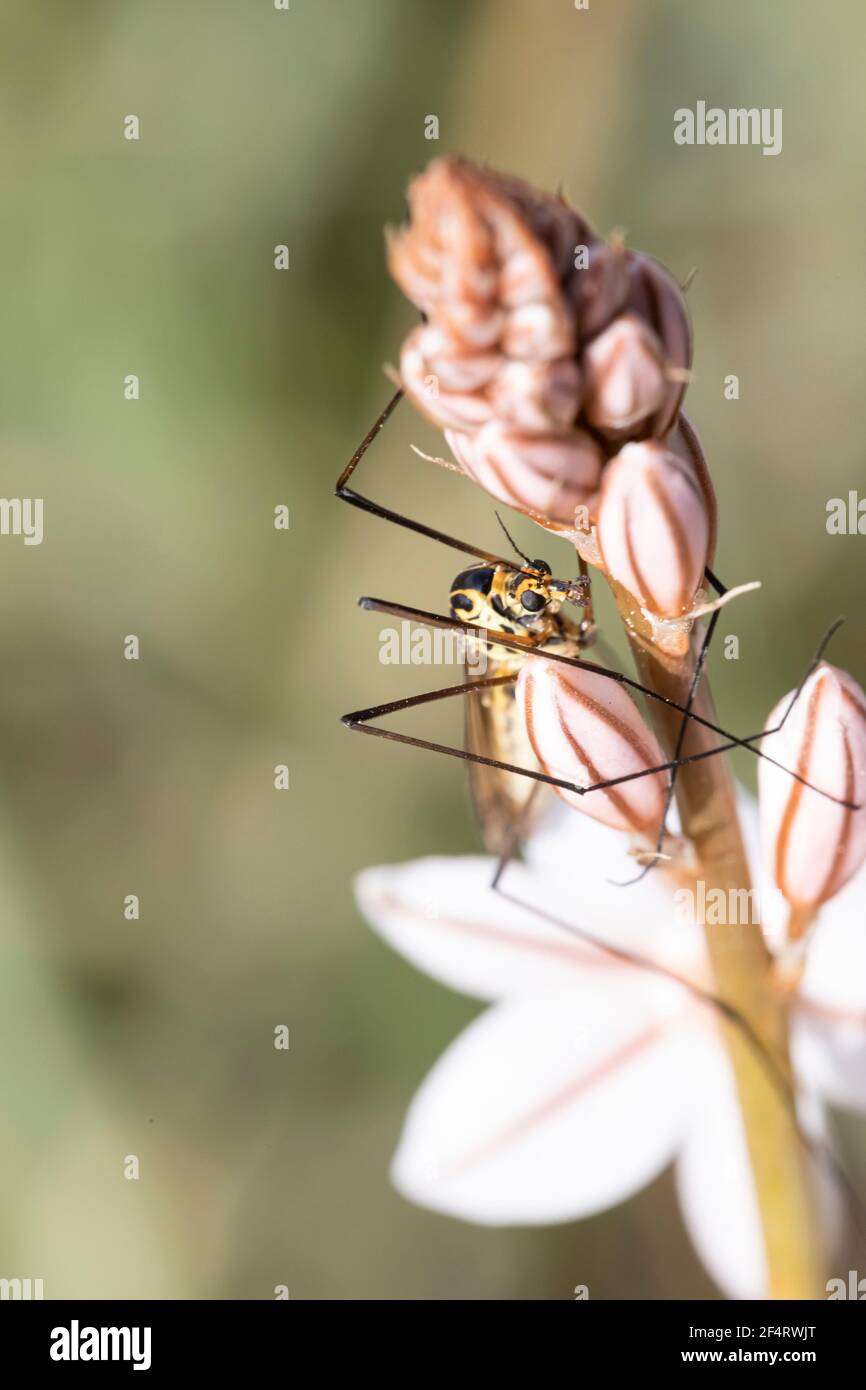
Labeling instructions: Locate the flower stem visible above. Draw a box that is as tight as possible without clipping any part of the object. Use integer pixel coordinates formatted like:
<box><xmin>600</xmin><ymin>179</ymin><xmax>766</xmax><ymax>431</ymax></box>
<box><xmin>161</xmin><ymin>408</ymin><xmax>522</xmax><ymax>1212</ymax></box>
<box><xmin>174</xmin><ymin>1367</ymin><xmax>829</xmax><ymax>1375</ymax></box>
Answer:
<box><xmin>608</xmin><ymin>578</ymin><xmax>825</xmax><ymax>1300</ymax></box>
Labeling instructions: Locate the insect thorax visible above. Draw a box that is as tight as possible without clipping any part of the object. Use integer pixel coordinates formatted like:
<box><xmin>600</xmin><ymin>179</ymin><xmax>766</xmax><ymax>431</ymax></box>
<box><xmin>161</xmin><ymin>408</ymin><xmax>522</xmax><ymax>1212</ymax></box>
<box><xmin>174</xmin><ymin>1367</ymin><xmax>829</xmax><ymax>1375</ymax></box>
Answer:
<box><xmin>449</xmin><ymin>564</ymin><xmax>584</xmax><ymax>668</ymax></box>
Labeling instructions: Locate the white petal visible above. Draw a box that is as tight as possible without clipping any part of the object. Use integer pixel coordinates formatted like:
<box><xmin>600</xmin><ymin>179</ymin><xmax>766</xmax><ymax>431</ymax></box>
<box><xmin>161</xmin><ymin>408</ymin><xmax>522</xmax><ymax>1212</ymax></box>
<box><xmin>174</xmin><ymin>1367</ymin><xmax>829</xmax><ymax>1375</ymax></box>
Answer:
<box><xmin>798</xmin><ymin>860</ymin><xmax>866</xmax><ymax>1015</ymax></box>
<box><xmin>355</xmin><ymin>856</ymin><xmax>656</xmax><ymax>1002</ymax></box>
<box><xmin>392</xmin><ymin>987</ymin><xmax>697</xmax><ymax>1226</ymax></box>
<box><xmin>525</xmin><ymin>799</ymin><xmax>707</xmax><ymax>978</ymax></box>
<box><xmin>736</xmin><ymin>790</ymin><xmax>789</xmax><ymax>952</ymax></box>
<box><xmin>675</xmin><ymin>1044</ymin><xmax>769</xmax><ymax>1299</ymax></box>
<box><xmin>792</xmin><ymin>1010</ymin><xmax>866</xmax><ymax>1114</ymax></box>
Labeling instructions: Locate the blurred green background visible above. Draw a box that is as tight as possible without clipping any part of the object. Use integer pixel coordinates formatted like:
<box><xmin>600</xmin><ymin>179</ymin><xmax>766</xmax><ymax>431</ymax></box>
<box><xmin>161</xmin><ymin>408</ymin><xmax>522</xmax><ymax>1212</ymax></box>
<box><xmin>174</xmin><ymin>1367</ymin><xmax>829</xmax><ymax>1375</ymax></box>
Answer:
<box><xmin>0</xmin><ymin>0</ymin><xmax>863</xmax><ymax>1299</ymax></box>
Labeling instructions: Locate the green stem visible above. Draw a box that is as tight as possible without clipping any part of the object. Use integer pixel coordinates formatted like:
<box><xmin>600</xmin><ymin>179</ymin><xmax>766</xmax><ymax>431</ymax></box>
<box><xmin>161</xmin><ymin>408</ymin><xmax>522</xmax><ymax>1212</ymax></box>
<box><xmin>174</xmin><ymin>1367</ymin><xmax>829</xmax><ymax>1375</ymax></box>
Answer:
<box><xmin>609</xmin><ymin>578</ymin><xmax>824</xmax><ymax>1300</ymax></box>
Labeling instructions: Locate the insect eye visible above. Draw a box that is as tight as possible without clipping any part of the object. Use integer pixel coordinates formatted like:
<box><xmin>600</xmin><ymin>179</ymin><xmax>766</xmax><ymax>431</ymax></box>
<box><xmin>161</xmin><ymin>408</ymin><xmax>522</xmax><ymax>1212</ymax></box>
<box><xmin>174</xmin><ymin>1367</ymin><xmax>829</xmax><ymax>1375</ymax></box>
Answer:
<box><xmin>520</xmin><ymin>589</ymin><xmax>546</xmax><ymax>613</ymax></box>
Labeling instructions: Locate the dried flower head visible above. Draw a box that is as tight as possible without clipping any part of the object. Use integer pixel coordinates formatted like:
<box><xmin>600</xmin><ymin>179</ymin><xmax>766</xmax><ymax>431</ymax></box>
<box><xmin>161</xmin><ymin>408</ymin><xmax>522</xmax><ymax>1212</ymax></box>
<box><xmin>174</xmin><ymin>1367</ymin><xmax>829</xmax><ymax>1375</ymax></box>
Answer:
<box><xmin>388</xmin><ymin>157</ymin><xmax>583</xmax><ymax>362</ymax></box>
<box><xmin>387</xmin><ymin>157</ymin><xmax>696</xmax><ymax>541</ymax></box>
<box><xmin>399</xmin><ymin>323</ymin><xmax>498</xmax><ymax>432</ymax></box>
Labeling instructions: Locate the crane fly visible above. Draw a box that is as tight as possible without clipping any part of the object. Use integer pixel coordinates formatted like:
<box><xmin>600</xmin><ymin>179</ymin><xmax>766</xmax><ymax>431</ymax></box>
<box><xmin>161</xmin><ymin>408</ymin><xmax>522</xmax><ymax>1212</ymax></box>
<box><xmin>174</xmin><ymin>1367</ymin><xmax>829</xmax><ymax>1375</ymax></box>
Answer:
<box><xmin>335</xmin><ymin>388</ymin><xmax>866</xmax><ymax>1241</ymax></box>
<box><xmin>446</xmin><ymin>520</ymin><xmax>594</xmax><ymax>855</ymax></box>
<box><xmin>338</xmin><ymin>389</ymin><xmax>853</xmax><ymax>880</ymax></box>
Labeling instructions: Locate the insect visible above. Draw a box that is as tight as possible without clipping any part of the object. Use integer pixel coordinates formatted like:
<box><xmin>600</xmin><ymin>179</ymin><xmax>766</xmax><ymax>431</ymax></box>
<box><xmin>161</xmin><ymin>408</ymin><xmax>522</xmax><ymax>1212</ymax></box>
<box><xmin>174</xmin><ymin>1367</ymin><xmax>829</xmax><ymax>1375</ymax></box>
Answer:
<box><xmin>338</xmin><ymin>390</ymin><xmax>853</xmax><ymax>883</ymax></box>
<box><xmin>337</xmin><ymin>391</ymin><xmax>866</xmax><ymax>1245</ymax></box>
<box><xmin>445</xmin><ymin>532</ymin><xmax>593</xmax><ymax>856</ymax></box>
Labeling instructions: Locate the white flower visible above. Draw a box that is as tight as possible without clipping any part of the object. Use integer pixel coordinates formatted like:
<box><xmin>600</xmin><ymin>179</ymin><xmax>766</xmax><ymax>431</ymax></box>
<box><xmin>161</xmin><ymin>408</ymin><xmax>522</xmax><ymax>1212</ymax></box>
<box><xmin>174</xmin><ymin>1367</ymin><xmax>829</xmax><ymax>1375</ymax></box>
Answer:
<box><xmin>355</xmin><ymin>797</ymin><xmax>866</xmax><ymax>1299</ymax></box>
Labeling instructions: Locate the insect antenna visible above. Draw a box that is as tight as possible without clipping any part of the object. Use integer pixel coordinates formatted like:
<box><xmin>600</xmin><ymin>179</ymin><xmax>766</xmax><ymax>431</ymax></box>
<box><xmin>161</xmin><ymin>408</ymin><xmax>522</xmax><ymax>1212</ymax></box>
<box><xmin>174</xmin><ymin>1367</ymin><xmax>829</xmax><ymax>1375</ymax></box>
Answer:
<box><xmin>494</xmin><ymin>511</ymin><xmax>534</xmax><ymax>568</ymax></box>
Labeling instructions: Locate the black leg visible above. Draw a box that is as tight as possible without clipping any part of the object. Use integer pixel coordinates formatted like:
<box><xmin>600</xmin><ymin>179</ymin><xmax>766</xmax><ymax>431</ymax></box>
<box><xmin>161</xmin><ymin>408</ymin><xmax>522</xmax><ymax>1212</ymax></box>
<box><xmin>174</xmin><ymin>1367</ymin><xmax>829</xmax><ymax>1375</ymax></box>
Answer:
<box><xmin>356</xmin><ymin>596</ymin><xmax>857</xmax><ymax>810</ymax></box>
<box><xmin>343</xmin><ymin>674</ymin><xmax>609</xmax><ymax>800</ymax></box>
<box><xmin>336</xmin><ymin>390</ymin><xmax>528</xmax><ymax>568</ymax></box>
<box><xmin>343</xmin><ymin>671</ymin><xmax>714</xmax><ymax>803</ymax></box>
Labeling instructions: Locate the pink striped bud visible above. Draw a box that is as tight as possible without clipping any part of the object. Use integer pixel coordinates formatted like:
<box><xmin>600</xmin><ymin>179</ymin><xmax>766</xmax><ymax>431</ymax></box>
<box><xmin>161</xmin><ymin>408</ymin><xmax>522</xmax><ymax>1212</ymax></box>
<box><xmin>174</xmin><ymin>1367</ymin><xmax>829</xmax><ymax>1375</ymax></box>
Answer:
<box><xmin>438</xmin><ymin>299</ymin><xmax>506</xmax><ymax>352</ymax></box>
<box><xmin>502</xmin><ymin>301</ymin><xmax>574</xmax><ymax>362</ymax></box>
<box><xmin>569</xmin><ymin>236</ymin><xmax>630</xmax><ymax>341</ymax></box>
<box><xmin>581</xmin><ymin>314</ymin><xmax>667</xmax><ymax>435</ymax></box>
<box><xmin>489</xmin><ymin>358</ymin><xmax>582</xmax><ymax>433</ymax></box>
<box><xmin>516</xmin><ymin>658</ymin><xmax>667</xmax><ymax>833</ymax></box>
<box><xmin>596</xmin><ymin>441</ymin><xmax>710</xmax><ymax>618</ymax></box>
<box><xmin>446</xmin><ymin>421</ymin><xmax>603</xmax><ymax>527</ymax></box>
<box><xmin>625</xmin><ymin>253</ymin><xmax>692</xmax><ymax>436</ymax></box>
<box><xmin>667</xmin><ymin>414</ymin><xmax>717</xmax><ymax>565</ymax></box>
<box><xmin>399</xmin><ymin>324</ymin><xmax>498</xmax><ymax>432</ymax></box>
<box><xmin>759</xmin><ymin>664</ymin><xmax>866</xmax><ymax>911</ymax></box>
<box><xmin>387</xmin><ymin>157</ymin><xmax>579</xmax><ymax>361</ymax></box>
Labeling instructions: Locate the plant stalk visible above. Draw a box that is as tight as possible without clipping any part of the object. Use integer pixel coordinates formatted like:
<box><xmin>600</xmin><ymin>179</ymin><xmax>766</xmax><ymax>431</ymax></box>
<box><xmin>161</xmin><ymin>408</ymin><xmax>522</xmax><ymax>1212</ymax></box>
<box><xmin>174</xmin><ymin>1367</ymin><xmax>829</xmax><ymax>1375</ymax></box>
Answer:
<box><xmin>608</xmin><ymin>578</ymin><xmax>824</xmax><ymax>1300</ymax></box>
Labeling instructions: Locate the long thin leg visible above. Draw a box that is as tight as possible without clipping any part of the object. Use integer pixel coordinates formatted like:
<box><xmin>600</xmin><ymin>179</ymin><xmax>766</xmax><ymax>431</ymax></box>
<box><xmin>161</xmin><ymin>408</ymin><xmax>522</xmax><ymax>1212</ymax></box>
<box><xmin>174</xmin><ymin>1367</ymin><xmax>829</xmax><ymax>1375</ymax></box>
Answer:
<box><xmin>343</xmin><ymin>657</ymin><xmax>849</xmax><ymax>808</ymax></box>
<box><xmin>356</xmin><ymin>597</ymin><xmax>857</xmax><ymax>810</ymax></box>
<box><xmin>336</xmin><ymin>390</ymin><xmax>527</xmax><ymax>569</ymax></box>
<box><xmin>347</xmin><ymin>672</ymin><xmax>866</xmax><ymax>1238</ymax></box>
<box><xmin>345</xmin><ymin>677</ymin><xmax>797</xmax><ymax>1065</ymax></box>
<box><xmin>344</xmin><ymin>672</ymin><xmax>731</xmax><ymax>801</ymax></box>
<box><xmin>341</xmin><ymin>405</ymin><xmax>866</xmax><ymax>1243</ymax></box>
<box><xmin>337</xmin><ymin>400</ymin><xmax>851</xmax><ymax>802</ymax></box>
<box><xmin>635</xmin><ymin>572</ymin><xmax>846</xmax><ymax>865</ymax></box>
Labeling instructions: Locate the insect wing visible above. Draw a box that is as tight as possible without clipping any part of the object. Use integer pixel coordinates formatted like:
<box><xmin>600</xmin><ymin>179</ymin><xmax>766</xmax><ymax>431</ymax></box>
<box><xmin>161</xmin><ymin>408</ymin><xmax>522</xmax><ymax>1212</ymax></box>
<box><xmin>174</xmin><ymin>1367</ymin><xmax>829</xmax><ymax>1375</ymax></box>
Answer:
<box><xmin>464</xmin><ymin>665</ymin><xmax>543</xmax><ymax>854</ymax></box>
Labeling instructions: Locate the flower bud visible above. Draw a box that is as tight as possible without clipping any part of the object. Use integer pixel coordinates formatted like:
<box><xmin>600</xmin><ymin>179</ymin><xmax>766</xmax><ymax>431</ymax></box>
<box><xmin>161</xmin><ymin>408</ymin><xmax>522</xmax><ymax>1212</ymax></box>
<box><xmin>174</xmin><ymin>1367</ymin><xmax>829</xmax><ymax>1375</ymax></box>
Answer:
<box><xmin>759</xmin><ymin>664</ymin><xmax>866</xmax><ymax>911</ymax></box>
<box><xmin>438</xmin><ymin>299</ymin><xmax>506</xmax><ymax>353</ymax></box>
<box><xmin>489</xmin><ymin>358</ymin><xmax>582</xmax><ymax>433</ymax></box>
<box><xmin>446</xmin><ymin>421</ymin><xmax>603</xmax><ymax>528</ymax></box>
<box><xmin>387</xmin><ymin>157</ymin><xmax>578</xmax><ymax>361</ymax></box>
<box><xmin>502</xmin><ymin>302</ymin><xmax>573</xmax><ymax>363</ymax></box>
<box><xmin>581</xmin><ymin>314</ymin><xmax>667</xmax><ymax>435</ymax></box>
<box><xmin>625</xmin><ymin>252</ymin><xmax>692</xmax><ymax>436</ymax></box>
<box><xmin>516</xmin><ymin>657</ymin><xmax>667</xmax><ymax>833</ymax></box>
<box><xmin>499</xmin><ymin>176</ymin><xmax>597</xmax><ymax>282</ymax></box>
<box><xmin>569</xmin><ymin>235</ymin><xmax>630</xmax><ymax>341</ymax></box>
<box><xmin>596</xmin><ymin>441</ymin><xmax>710</xmax><ymax>619</ymax></box>
<box><xmin>667</xmin><ymin>413</ymin><xmax>717</xmax><ymax>565</ymax></box>
<box><xmin>399</xmin><ymin>324</ymin><xmax>497</xmax><ymax>432</ymax></box>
